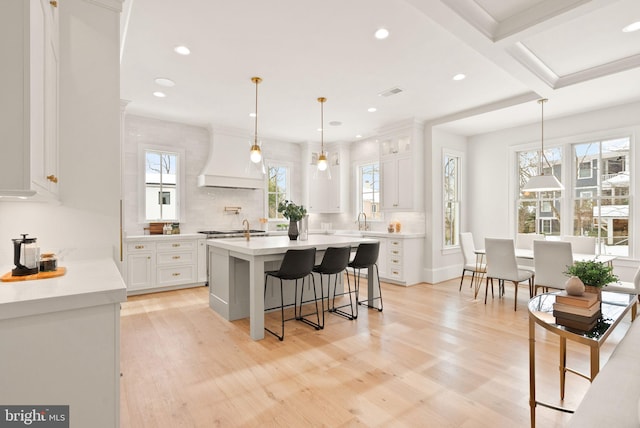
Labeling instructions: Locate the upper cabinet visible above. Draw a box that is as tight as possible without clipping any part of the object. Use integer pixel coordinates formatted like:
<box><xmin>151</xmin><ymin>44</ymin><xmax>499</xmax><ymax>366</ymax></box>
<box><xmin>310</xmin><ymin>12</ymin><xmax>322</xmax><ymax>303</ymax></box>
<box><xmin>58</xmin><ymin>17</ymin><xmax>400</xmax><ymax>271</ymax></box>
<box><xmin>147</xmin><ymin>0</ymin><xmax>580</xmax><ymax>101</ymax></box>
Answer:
<box><xmin>379</xmin><ymin>122</ymin><xmax>424</xmax><ymax>212</ymax></box>
<box><xmin>0</xmin><ymin>0</ymin><xmax>59</xmax><ymax>200</ymax></box>
<box><xmin>306</xmin><ymin>143</ymin><xmax>349</xmax><ymax>213</ymax></box>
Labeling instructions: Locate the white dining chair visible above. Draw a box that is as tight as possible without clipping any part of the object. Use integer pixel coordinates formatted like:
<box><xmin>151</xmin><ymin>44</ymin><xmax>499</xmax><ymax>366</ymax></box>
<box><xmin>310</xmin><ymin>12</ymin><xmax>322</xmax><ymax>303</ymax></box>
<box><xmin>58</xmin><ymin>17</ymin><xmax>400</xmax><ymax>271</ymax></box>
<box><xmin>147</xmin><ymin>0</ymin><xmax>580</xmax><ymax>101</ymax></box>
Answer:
<box><xmin>459</xmin><ymin>232</ymin><xmax>485</xmax><ymax>291</ymax></box>
<box><xmin>533</xmin><ymin>240</ymin><xmax>574</xmax><ymax>296</ymax></box>
<box><xmin>605</xmin><ymin>266</ymin><xmax>640</xmax><ymax>321</ymax></box>
<box><xmin>561</xmin><ymin>235</ymin><xmax>596</xmax><ymax>255</ymax></box>
<box><xmin>485</xmin><ymin>238</ymin><xmax>535</xmax><ymax>311</ymax></box>
<box><xmin>516</xmin><ymin>233</ymin><xmax>544</xmax><ymax>251</ymax></box>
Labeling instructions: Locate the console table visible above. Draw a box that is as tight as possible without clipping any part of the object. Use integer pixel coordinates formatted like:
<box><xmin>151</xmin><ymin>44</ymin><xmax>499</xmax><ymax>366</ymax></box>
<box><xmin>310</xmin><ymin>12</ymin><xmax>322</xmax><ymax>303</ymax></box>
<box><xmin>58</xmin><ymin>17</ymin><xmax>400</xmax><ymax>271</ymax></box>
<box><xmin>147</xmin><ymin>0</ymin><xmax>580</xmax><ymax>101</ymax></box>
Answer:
<box><xmin>527</xmin><ymin>291</ymin><xmax>635</xmax><ymax>427</ymax></box>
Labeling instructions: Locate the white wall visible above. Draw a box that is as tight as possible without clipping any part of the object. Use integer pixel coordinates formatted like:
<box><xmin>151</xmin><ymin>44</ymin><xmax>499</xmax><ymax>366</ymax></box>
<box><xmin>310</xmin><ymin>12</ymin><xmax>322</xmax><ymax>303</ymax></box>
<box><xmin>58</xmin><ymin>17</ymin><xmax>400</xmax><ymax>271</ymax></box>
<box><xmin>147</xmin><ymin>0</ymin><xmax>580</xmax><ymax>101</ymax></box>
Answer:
<box><xmin>122</xmin><ymin>114</ymin><xmax>302</xmax><ymax>235</ymax></box>
<box><xmin>466</xmin><ymin>100</ymin><xmax>640</xmax><ymax>281</ymax></box>
<box><xmin>0</xmin><ymin>0</ymin><xmax>121</xmax><ymax>269</ymax></box>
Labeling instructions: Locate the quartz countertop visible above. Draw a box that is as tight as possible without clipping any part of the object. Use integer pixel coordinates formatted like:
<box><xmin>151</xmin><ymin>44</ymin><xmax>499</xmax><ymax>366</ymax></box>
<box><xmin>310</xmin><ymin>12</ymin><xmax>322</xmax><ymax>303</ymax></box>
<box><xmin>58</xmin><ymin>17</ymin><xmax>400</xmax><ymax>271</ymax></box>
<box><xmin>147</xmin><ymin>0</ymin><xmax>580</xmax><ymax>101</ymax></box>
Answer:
<box><xmin>0</xmin><ymin>258</ymin><xmax>126</xmax><ymax>320</ymax></box>
<box><xmin>125</xmin><ymin>233</ymin><xmax>205</xmax><ymax>241</ymax></box>
<box><xmin>207</xmin><ymin>234</ymin><xmax>377</xmax><ymax>256</ymax></box>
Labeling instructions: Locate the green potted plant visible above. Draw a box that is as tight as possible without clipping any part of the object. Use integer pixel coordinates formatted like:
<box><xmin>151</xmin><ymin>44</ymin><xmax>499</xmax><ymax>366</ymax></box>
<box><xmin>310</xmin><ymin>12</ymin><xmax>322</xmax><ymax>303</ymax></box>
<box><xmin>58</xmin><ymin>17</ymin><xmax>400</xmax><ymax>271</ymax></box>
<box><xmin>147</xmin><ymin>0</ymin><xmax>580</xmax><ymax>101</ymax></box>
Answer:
<box><xmin>564</xmin><ymin>260</ymin><xmax>618</xmax><ymax>298</ymax></box>
<box><xmin>277</xmin><ymin>200</ymin><xmax>307</xmax><ymax>240</ymax></box>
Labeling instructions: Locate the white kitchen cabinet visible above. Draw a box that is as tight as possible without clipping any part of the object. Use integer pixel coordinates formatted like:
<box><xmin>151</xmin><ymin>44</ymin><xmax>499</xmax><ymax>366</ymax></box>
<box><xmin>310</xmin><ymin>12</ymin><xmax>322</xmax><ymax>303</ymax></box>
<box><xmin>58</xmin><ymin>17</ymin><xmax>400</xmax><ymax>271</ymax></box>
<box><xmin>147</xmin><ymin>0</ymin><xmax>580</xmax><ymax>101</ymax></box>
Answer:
<box><xmin>197</xmin><ymin>238</ymin><xmax>207</xmax><ymax>283</ymax></box>
<box><xmin>306</xmin><ymin>143</ymin><xmax>349</xmax><ymax>213</ymax></box>
<box><xmin>1</xmin><ymin>0</ymin><xmax>59</xmax><ymax>199</ymax></box>
<box><xmin>124</xmin><ymin>235</ymin><xmax>206</xmax><ymax>295</ymax></box>
<box><xmin>362</xmin><ymin>233</ymin><xmax>424</xmax><ymax>286</ymax></box>
<box><xmin>381</xmin><ymin>155</ymin><xmax>413</xmax><ymax>211</ymax></box>
<box><xmin>126</xmin><ymin>242</ymin><xmax>155</xmax><ymax>291</ymax></box>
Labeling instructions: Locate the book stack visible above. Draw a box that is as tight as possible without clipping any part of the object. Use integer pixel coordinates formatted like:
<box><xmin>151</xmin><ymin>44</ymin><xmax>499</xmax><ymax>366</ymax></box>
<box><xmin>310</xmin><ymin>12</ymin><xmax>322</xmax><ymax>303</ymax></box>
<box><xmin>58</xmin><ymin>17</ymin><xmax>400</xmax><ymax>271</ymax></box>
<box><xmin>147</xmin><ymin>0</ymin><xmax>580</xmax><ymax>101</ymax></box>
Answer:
<box><xmin>553</xmin><ymin>292</ymin><xmax>600</xmax><ymax>331</ymax></box>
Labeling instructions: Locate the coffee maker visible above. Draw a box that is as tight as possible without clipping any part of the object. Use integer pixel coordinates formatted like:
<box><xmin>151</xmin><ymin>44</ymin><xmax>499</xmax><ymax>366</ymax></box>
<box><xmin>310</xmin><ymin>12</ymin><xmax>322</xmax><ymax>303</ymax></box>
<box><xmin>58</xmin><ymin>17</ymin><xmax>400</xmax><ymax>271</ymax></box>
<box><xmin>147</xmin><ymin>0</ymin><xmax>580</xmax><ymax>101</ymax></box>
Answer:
<box><xmin>12</xmin><ymin>234</ymin><xmax>40</xmax><ymax>276</ymax></box>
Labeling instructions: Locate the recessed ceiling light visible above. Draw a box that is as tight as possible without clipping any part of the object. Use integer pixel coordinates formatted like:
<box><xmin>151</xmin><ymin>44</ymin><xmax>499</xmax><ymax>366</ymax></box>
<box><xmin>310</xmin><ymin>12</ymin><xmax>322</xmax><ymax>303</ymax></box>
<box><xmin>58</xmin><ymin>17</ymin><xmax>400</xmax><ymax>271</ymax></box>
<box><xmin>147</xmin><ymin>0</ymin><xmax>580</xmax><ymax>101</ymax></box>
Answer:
<box><xmin>154</xmin><ymin>77</ymin><xmax>175</xmax><ymax>87</ymax></box>
<box><xmin>174</xmin><ymin>45</ymin><xmax>191</xmax><ymax>55</ymax></box>
<box><xmin>329</xmin><ymin>121</ymin><xmax>342</xmax><ymax>126</ymax></box>
<box><xmin>374</xmin><ymin>28</ymin><xmax>389</xmax><ymax>40</ymax></box>
<box><xmin>367</xmin><ymin>107</ymin><xmax>377</xmax><ymax>113</ymax></box>
<box><xmin>249</xmin><ymin>112</ymin><xmax>256</xmax><ymax>118</ymax></box>
<box><xmin>153</xmin><ymin>91</ymin><xmax>166</xmax><ymax>98</ymax></box>
<box><xmin>622</xmin><ymin>21</ymin><xmax>640</xmax><ymax>33</ymax></box>
<box><xmin>355</xmin><ymin>134</ymin><xmax>362</xmax><ymax>139</ymax></box>
<box><xmin>453</xmin><ymin>73</ymin><xmax>466</xmax><ymax>81</ymax></box>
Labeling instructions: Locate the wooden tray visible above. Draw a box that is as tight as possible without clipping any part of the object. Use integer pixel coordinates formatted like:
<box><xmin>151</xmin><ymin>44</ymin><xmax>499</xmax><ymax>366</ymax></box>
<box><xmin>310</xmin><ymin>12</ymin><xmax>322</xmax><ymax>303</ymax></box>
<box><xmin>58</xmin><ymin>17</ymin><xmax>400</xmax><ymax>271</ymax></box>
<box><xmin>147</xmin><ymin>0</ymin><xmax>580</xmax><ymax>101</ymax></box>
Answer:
<box><xmin>1</xmin><ymin>267</ymin><xmax>66</xmax><ymax>282</ymax></box>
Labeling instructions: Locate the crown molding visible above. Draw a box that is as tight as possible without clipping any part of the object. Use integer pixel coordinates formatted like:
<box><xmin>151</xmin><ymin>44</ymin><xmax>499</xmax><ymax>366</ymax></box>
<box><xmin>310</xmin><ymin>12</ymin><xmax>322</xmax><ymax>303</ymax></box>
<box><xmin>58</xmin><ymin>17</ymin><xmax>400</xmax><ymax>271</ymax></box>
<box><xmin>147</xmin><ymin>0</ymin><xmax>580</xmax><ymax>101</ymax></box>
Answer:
<box><xmin>82</xmin><ymin>0</ymin><xmax>123</xmax><ymax>13</ymax></box>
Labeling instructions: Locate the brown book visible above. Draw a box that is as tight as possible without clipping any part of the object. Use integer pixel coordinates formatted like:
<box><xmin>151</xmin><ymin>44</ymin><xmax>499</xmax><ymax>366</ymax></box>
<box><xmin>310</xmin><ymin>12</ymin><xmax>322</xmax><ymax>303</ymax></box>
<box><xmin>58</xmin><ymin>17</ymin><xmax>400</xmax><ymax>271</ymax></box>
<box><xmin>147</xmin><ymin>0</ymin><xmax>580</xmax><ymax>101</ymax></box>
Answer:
<box><xmin>555</xmin><ymin>291</ymin><xmax>598</xmax><ymax>308</ymax></box>
<box><xmin>555</xmin><ymin>316</ymin><xmax>598</xmax><ymax>332</ymax></box>
<box><xmin>553</xmin><ymin>309</ymin><xmax>600</xmax><ymax>324</ymax></box>
<box><xmin>552</xmin><ymin>302</ymin><xmax>600</xmax><ymax>317</ymax></box>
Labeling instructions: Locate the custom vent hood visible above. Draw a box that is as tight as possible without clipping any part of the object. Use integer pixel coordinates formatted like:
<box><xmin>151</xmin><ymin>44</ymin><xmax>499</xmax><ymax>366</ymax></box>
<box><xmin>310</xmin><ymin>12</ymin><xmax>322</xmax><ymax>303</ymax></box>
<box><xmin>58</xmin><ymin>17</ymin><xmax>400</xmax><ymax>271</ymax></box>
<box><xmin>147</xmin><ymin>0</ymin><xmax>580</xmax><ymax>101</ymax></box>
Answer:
<box><xmin>197</xmin><ymin>129</ymin><xmax>264</xmax><ymax>189</ymax></box>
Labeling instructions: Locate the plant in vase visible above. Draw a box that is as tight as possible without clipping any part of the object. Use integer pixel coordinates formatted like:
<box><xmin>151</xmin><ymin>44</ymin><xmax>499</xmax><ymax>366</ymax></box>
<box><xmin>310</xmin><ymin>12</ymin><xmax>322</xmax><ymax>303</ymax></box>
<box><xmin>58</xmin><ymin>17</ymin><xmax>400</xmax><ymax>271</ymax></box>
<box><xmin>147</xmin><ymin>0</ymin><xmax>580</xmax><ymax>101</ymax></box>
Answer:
<box><xmin>277</xmin><ymin>200</ymin><xmax>307</xmax><ymax>240</ymax></box>
<box><xmin>564</xmin><ymin>260</ymin><xmax>618</xmax><ymax>298</ymax></box>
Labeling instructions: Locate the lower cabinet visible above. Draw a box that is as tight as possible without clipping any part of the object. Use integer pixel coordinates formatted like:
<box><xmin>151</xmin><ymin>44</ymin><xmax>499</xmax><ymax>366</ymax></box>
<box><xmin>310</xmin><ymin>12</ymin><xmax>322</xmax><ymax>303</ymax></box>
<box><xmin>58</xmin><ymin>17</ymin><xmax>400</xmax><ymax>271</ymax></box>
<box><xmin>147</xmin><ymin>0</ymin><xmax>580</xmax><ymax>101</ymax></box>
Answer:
<box><xmin>124</xmin><ymin>235</ymin><xmax>206</xmax><ymax>295</ymax></box>
<box><xmin>363</xmin><ymin>234</ymin><xmax>424</xmax><ymax>286</ymax></box>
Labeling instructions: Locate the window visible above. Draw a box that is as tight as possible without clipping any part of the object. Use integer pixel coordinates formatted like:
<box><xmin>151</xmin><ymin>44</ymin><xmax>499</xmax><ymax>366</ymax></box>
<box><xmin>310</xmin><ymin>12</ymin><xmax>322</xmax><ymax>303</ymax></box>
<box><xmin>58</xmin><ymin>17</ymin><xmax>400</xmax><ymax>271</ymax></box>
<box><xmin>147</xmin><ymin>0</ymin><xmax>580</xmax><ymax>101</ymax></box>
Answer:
<box><xmin>443</xmin><ymin>153</ymin><xmax>460</xmax><ymax>247</ymax></box>
<box><xmin>267</xmin><ymin>164</ymin><xmax>289</xmax><ymax>219</ymax></box>
<box><xmin>573</xmin><ymin>137</ymin><xmax>630</xmax><ymax>256</ymax></box>
<box><xmin>517</xmin><ymin>147</ymin><xmax>562</xmax><ymax>236</ymax></box>
<box><xmin>144</xmin><ymin>149</ymin><xmax>179</xmax><ymax>221</ymax></box>
<box><xmin>578</xmin><ymin>160</ymin><xmax>593</xmax><ymax>179</ymax></box>
<box><xmin>358</xmin><ymin>162</ymin><xmax>381</xmax><ymax>220</ymax></box>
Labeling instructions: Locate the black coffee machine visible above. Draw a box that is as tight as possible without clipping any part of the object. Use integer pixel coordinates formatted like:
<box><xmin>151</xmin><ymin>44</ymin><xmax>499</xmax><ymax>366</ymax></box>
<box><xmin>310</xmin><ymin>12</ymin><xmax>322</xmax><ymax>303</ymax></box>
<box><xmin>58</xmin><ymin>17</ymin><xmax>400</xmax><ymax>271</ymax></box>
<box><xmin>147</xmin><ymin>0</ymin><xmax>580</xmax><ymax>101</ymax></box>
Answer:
<box><xmin>12</xmin><ymin>234</ymin><xmax>40</xmax><ymax>276</ymax></box>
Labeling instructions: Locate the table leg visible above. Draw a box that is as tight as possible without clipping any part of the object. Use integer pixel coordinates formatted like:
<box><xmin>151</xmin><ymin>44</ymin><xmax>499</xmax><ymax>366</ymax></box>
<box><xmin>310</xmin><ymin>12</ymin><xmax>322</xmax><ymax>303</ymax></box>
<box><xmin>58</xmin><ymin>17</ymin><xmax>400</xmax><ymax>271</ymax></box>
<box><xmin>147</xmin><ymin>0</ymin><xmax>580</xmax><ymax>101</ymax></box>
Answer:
<box><xmin>560</xmin><ymin>336</ymin><xmax>567</xmax><ymax>400</ymax></box>
<box><xmin>249</xmin><ymin>258</ymin><xmax>266</xmax><ymax>340</ymax></box>
<box><xmin>590</xmin><ymin>345</ymin><xmax>600</xmax><ymax>381</ymax></box>
<box><xmin>529</xmin><ymin>316</ymin><xmax>536</xmax><ymax>428</ymax></box>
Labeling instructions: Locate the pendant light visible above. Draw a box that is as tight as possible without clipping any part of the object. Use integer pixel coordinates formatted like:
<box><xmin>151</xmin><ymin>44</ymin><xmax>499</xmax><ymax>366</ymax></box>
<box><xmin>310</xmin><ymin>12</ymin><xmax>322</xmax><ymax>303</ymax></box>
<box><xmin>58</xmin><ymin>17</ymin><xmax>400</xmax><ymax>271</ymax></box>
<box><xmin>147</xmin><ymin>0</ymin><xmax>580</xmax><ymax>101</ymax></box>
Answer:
<box><xmin>249</xmin><ymin>77</ymin><xmax>264</xmax><ymax>169</ymax></box>
<box><xmin>316</xmin><ymin>97</ymin><xmax>331</xmax><ymax>179</ymax></box>
<box><xmin>522</xmin><ymin>98</ymin><xmax>563</xmax><ymax>192</ymax></box>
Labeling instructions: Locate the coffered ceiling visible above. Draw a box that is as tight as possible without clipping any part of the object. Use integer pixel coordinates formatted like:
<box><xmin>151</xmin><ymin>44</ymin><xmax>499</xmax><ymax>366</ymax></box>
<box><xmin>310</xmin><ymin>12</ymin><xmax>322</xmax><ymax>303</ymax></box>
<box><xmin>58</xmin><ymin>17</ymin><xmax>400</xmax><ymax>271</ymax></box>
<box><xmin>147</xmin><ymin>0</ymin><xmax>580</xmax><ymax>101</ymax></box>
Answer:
<box><xmin>120</xmin><ymin>0</ymin><xmax>640</xmax><ymax>141</ymax></box>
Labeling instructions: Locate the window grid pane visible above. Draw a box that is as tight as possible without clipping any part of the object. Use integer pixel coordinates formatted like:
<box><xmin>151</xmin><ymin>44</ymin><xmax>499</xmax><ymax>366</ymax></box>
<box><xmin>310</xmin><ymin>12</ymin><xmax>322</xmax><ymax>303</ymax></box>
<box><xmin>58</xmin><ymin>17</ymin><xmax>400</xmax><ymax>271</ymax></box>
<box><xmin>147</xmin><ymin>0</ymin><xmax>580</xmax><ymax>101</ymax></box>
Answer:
<box><xmin>443</xmin><ymin>155</ymin><xmax>460</xmax><ymax>247</ymax></box>
<box><xmin>145</xmin><ymin>150</ymin><xmax>178</xmax><ymax>221</ymax></box>
<box><xmin>359</xmin><ymin>163</ymin><xmax>381</xmax><ymax>220</ymax></box>
<box><xmin>267</xmin><ymin>165</ymin><xmax>289</xmax><ymax>220</ymax></box>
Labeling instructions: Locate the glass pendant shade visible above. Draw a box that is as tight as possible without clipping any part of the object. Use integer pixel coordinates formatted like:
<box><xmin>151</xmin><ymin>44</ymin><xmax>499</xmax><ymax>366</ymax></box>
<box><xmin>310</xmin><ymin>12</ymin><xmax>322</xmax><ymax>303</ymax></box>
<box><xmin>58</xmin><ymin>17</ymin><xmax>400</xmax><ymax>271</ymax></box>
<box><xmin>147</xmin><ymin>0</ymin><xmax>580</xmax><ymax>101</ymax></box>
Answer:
<box><xmin>314</xmin><ymin>97</ymin><xmax>331</xmax><ymax>179</ymax></box>
<box><xmin>250</xmin><ymin>144</ymin><xmax>262</xmax><ymax>163</ymax></box>
<box><xmin>317</xmin><ymin>153</ymin><xmax>328</xmax><ymax>171</ymax></box>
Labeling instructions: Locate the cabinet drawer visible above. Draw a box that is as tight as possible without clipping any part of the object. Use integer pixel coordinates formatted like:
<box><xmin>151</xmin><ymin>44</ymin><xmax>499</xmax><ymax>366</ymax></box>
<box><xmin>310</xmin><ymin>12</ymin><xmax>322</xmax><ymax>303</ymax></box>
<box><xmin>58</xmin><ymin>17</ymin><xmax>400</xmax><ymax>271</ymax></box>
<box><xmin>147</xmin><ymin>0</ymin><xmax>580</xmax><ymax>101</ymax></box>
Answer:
<box><xmin>156</xmin><ymin>240</ymin><xmax>195</xmax><ymax>252</ymax></box>
<box><xmin>157</xmin><ymin>250</ymin><xmax>196</xmax><ymax>266</ymax></box>
<box><xmin>387</xmin><ymin>267</ymin><xmax>403</xmax><ymax>280</ymax></box>
<box><xmin>157</xmin><ymin>265</ymin><xmax>196</xmax><ymax>286</ymax></box>
<box><xmin>388</xmin><ymin>255</ymin><xmax>402</xmax><ymax>268</ymax></box>
<box><xmin>388</xmin><ymin>245</ymin><xmax>402</xmax><ymax>258</ymax></box>
<box><xmin>127</xmin><ymin>242</ymin><xmax>155</xmax><ymax>252</ymax></box>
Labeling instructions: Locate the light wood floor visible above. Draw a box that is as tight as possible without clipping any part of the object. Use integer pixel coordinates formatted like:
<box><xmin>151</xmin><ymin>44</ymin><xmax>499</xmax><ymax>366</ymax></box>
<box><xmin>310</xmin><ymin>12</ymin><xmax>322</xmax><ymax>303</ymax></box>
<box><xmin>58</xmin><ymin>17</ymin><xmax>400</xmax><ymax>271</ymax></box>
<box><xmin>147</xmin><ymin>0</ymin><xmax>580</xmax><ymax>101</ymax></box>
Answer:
<box><xmin>120</xmin><ymin>278</ymin><xmax>632</xmax><ymax>427</ymax></box>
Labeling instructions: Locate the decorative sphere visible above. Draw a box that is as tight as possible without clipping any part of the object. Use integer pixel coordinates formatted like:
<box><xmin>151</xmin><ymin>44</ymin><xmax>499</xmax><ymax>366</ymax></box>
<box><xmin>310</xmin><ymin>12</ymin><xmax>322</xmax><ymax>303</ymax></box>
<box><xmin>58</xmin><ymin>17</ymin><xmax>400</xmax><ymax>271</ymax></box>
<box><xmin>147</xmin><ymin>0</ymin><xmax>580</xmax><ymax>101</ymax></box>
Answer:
<box><xmin>565</xmin><ymin>276</ymin><xmax>585</xmax><ymax>296</ymax></box>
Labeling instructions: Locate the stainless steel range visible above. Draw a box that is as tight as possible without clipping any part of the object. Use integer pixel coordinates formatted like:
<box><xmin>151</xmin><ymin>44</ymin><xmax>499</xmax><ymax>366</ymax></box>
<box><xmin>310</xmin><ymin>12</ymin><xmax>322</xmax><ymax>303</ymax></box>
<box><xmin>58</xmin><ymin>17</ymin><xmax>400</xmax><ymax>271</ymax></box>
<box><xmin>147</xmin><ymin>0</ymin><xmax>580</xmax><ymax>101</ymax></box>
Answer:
<box><xmin>198</xmin><ymin>229</ymin><xmax>268</xmax><ymax>285</ymax></box>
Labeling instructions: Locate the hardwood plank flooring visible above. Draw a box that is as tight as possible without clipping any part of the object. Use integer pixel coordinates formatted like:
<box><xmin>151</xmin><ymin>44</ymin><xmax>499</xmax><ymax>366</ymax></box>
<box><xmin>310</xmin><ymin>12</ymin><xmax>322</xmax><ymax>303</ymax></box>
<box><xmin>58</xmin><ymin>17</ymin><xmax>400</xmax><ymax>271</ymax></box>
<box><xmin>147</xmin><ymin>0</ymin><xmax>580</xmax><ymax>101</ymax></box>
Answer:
<box><xmin>120</xmin><ymin>278</ymin><xmax>632</xmax><ymax>427</ymax></box>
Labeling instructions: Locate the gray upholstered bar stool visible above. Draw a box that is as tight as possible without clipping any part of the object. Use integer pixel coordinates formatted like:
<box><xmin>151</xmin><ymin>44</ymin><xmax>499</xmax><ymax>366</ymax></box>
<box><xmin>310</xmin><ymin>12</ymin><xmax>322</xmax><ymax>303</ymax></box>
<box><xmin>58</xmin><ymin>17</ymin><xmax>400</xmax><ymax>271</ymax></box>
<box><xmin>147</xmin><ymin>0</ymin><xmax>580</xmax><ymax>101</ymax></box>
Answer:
<box><xmin>264</xmin><ymin>247</ymin><xmax>318</xmax><ymax>341</ymax></box>
<box><xmin>312</xmin><ymin>246</ymin><xmax>352</xmax><ymax>323</ymax></box>
<box><xmin>350</xmin><ymin>242</ymin><xmax>383</xmax><ymax>317</ymax></box>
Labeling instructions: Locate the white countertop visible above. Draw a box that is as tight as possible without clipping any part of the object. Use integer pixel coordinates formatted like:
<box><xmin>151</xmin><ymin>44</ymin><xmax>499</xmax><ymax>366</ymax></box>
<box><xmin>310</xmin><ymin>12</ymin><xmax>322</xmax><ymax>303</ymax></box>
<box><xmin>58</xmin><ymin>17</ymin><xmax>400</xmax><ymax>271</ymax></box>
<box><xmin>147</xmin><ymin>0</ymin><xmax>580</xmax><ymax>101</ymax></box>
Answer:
<box><xmin>125</xmin><ymin>233</ymin><xmax>205</xmax><ymax>241</ymax></box>
<box><xmin>0</xmin><ymin>258</ymin><xmax>127</xmax><ymax>321</ymax></box>
<box><xmin>207</xmin><ymin>234</ymin><xmax>378</xmax><ymax>256</ymax></box>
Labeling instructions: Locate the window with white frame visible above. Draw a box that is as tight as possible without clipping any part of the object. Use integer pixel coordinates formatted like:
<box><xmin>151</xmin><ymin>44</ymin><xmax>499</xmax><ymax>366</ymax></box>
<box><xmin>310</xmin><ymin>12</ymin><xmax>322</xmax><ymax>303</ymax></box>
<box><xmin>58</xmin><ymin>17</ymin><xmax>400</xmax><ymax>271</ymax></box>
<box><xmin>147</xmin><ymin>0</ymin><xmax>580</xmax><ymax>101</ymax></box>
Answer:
<box><xmin>443</xmin><ymin>153</ymin><xmax>461</xmax><ymax>247</ymax></box>
<box><xmin>517</xmin><ymin>147</ymin><xmax>562</xmax><ymax>236</ymax></box>
<box><xmin>573</xmin><ymin>137</ymin><xmax>630</xmax><ymax>256</ymax></box>
<box><xmin>358</xmin><ymin>162</ymin><xmax>381</xmax><ymax>220</ymax></box>
<box><xmin>144</xmin><ymin>149</ymin><xmax>180</xmax><ymax>221</ymax></box>
<box><xmin>266</xmin><ymin>163</ymin><xmax>289</xmax><ymax>219</ymax></box>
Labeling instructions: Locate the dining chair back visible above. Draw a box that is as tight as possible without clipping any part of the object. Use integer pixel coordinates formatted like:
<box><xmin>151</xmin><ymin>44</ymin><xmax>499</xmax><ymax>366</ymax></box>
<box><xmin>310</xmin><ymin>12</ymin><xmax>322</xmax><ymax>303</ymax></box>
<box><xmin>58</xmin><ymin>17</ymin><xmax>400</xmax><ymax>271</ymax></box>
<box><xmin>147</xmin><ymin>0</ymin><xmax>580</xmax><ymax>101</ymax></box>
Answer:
<box><xmin>533</xmin><ymin>240</ymin><xmax>573</xmax><ymax>295</ymax></box>
<box><xmin>516</xmin><ymin>233</ymin><xmax>544</xmax><ymax>250</ymax></box>
<box><xmin>603</xmin><ymin>265</ymin><xmax>640</xmax><ymax>321</ymax></box>
<box><xmin>485</xmin><ymin>238</ymin><xmax>535</xmax><ymax>311</ymax></box>
<box><xmin>561</xmin><ymin>235</ymin><xmax>596</xmax><ymax>255</ymax></box>
<box><xmin>313</xmin><ymin>246</ymin><xmax>352</xmax><ymax>321</ymax></box>
<box><xmin>349</xmin><ymin>242</ymin><xmax>383</xmax><ymax>314</ymax></box>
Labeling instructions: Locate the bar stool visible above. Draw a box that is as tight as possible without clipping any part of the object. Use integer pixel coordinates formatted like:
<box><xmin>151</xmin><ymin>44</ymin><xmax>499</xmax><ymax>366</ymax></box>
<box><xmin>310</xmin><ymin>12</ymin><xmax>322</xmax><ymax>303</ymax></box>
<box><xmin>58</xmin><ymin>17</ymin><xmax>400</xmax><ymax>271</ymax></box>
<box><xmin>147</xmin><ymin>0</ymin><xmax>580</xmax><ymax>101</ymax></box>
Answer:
<box><xmin>264</xmin><ymin>248</ymin><xmax>318</xmax><ymax>341</ymax></box>
<box><xmin>349</xmin><ymin>242</ymin><xmax>383</xmax><ymax>316</ymax></box>
<box><xmin>312</xmin><ymin>246</ymin><xmax>352</xmax><ymax>322</ymax></box>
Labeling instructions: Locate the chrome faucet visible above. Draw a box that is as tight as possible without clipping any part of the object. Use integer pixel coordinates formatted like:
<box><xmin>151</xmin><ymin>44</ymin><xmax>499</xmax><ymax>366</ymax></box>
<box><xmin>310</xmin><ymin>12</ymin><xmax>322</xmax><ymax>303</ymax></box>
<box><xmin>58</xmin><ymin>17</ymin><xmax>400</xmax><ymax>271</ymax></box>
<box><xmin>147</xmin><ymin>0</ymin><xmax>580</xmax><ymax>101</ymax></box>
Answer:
<box><xmin>357</xmin><ymin>212</ymin><xmax>368</xmax><ymax>231</ymax></box>
<box><xmin>242</xmin><ymin>219</ymin><xmax>250</xmax><ymax>241</ymax></box>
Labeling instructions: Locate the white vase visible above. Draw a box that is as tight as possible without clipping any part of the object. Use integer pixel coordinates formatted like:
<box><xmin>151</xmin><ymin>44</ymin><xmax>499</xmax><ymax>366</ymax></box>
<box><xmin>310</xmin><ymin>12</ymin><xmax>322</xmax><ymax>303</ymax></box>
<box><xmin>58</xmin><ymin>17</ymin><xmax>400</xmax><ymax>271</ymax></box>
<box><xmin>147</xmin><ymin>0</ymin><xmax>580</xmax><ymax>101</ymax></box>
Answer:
<box><xmin>565</xmin><ymin>276</ymin><xmax>585</xmax><ymax>296</ymax></box>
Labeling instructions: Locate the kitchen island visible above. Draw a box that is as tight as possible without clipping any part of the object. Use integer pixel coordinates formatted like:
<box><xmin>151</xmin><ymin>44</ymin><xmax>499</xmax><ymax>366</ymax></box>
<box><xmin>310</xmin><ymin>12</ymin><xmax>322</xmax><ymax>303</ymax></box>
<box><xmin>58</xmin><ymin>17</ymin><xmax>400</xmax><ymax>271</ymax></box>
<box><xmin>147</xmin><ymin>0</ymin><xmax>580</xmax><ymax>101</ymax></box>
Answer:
<box><xmin>0</xmin><ymin>258</ymin><xmax>126</xmax><ymax>427</ymax></box>
<box><xmin>207</xmin><ymin>234</ymin><xmax>378</xmax><ymax>340</ymax></box>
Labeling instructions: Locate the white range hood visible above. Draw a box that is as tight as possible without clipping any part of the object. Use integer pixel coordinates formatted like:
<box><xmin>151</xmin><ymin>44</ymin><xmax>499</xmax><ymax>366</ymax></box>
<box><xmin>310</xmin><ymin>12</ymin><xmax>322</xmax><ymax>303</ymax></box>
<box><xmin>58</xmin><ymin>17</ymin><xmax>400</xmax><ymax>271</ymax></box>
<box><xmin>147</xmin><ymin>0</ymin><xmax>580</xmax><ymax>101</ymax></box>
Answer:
<box><xmin>197</xmin><ymin>129</ymin><xmax>264</xmax><ymax>189</ymax></box>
